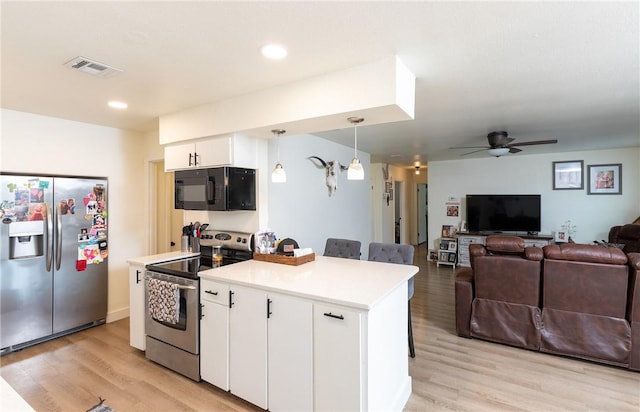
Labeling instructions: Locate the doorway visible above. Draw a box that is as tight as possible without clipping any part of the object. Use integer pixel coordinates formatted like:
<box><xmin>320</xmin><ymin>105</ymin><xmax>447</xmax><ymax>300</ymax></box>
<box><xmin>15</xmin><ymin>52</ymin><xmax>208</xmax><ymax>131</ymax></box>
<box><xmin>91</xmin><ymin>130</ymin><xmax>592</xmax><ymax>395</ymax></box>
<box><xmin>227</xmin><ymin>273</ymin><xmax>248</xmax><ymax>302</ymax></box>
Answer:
<box><xmin>417</xmin><ymin>184</ymin><xmax>427</xmax><ymax>245</ymax></box>
<box><xmin>394</xmin><ymin>180</ymin><xmax>403</xmax><ymax>244</ymax></box>
<box><xmin>151</xmin><ymin>161</ymin><xmax>183</xmax><ymax>254</ymax></box>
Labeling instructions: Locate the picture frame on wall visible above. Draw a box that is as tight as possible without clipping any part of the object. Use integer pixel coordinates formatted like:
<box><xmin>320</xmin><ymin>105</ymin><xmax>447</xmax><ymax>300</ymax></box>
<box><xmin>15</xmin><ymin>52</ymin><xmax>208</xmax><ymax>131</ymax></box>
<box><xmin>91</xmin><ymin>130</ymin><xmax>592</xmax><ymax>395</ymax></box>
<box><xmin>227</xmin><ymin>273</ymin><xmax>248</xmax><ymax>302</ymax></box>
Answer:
<box><xmin>552</xmin><ymin>160</ymin><xmax>583</xmax><ymax>190</ymax></box>
<box><xmin>587</xmin><ymin>163</ymin><xmax>622</xmax><ymax>195</ymax></box>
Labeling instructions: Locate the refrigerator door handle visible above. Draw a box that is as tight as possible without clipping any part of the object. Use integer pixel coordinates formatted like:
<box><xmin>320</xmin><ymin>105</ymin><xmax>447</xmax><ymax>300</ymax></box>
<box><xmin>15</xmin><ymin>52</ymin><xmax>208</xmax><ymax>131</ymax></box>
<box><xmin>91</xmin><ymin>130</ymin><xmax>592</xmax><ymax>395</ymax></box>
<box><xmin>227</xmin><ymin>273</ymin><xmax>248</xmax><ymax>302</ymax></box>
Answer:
<box><xmin>55</xmin><ymin>203</ymin><xmax>62</xmax><ymax>270</ymax></box>
<box><xmin>46</xmin><ymin>205</ymin><xmax>53</xmax><ymax>272</ymax></box>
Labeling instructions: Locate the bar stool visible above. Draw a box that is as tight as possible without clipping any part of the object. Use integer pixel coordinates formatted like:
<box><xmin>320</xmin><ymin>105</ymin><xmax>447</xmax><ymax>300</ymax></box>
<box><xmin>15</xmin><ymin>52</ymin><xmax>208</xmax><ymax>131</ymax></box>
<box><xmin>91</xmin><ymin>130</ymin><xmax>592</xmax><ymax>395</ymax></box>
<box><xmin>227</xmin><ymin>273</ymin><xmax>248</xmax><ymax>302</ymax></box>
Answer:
<box><xmin>323</xmin><ymin>238</ymin><xmax>361</xmax><ymax>260</ymax></box>
<box><xmin>368</xmin><ymin>242</ymin><xmax>416</xmax><ymax>357</ymax></box>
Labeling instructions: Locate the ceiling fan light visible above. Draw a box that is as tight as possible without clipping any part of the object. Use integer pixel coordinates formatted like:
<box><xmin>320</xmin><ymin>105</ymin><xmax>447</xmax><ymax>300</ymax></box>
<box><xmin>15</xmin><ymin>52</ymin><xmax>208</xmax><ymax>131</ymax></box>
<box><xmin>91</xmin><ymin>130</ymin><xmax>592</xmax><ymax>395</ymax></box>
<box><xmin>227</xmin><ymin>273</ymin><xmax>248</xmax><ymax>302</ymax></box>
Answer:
<box><xmin>488</xmin><ymin>147</ymin><xmax>510</xmax><ymax>157</ymax></box>
<box><xmin>347</xmin><ymin>158</ymin><xmax>364</xmax><ymax>180</ymax></box>
<box><xmin>271</xmin><ymin>163</ymin><xmax>287</xmax><ymax>183</ymax></box>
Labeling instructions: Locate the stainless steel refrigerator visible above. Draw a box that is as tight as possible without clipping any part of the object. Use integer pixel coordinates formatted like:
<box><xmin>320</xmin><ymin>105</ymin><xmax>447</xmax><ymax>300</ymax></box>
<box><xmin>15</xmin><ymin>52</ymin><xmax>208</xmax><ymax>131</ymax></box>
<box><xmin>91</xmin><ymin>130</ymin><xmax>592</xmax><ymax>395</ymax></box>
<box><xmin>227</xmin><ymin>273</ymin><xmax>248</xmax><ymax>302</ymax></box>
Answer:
<box><xmin>1</xmin><ymin>173</ymin><xmax>108</xmax><ymax>353</ymax></box>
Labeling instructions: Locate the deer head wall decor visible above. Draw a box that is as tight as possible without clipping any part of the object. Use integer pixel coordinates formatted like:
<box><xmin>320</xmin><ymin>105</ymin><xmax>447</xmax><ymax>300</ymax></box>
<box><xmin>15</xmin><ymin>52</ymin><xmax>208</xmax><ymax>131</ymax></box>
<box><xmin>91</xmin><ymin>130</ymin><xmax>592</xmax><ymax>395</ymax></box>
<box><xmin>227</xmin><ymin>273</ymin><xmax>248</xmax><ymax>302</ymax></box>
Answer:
<box><xmin>307</xmin><ymin>156</ymin><xmax>348</xmax><ymax>196</ymax></box>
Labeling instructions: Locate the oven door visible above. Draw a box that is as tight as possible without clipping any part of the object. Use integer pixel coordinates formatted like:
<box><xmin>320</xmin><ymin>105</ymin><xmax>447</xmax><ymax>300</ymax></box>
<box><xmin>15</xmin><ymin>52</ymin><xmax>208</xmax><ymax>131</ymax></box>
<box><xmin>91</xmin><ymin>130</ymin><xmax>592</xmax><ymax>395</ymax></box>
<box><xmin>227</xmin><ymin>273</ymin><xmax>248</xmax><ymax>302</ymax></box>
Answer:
<box><xmin>145</xmin><ymin>271</ymin><xmax>199</xmax><ymax>354</ymax></box>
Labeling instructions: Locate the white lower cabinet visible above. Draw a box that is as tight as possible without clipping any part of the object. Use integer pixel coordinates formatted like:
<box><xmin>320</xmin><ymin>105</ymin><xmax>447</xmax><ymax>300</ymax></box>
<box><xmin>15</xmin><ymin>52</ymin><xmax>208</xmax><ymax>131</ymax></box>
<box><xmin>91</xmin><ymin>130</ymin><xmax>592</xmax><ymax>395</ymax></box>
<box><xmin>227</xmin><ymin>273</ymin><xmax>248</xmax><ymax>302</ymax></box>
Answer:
<box><xmin>128</xmin><ymin>263</ymin><xmax>146</xmax><ymax>350</ymax></box>
<box><xmin>313</xmin><ymin>303</ymin><xmax>362</xmax><ymax>412</ymax></box>
<box><xmin>200</xmin><ymin>283</ymin><xmax>314</xmax><ymax>411</ymax></box>
<box><xmin>200</xmin><ymin>280</ymin><xmax>230</xmax><ymax>390</ymax></box>
<box><xmin>268</xmin><ymin>293</ymin><xmax>313</xmax><ymax>412</ymax></box>
<box><xmin>229</xmin><ymin>285</ymin><xmax>268</xmax><ymax>409</ymax></box>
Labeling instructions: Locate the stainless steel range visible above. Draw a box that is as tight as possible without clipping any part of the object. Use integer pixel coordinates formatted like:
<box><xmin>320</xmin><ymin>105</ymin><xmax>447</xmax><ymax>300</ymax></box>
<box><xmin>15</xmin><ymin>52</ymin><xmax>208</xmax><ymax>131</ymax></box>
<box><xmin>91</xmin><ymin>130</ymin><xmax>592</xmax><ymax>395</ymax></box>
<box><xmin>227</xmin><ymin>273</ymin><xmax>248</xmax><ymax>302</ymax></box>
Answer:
<box><xmin>143</xmin><ymin>230</ymin><xmax>253</xmax><ymax>381</ymax></box>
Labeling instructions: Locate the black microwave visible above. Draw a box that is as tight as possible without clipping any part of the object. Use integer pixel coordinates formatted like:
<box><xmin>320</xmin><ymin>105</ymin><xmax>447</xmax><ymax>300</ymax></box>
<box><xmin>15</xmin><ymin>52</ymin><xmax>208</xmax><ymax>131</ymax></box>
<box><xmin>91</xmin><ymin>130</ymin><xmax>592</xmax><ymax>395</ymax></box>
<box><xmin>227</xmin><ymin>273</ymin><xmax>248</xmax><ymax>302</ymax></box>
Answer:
<box><xmin>175</xmin><ymin>167</ymin><xmax>256</xmax><ymax>211</ymax></box>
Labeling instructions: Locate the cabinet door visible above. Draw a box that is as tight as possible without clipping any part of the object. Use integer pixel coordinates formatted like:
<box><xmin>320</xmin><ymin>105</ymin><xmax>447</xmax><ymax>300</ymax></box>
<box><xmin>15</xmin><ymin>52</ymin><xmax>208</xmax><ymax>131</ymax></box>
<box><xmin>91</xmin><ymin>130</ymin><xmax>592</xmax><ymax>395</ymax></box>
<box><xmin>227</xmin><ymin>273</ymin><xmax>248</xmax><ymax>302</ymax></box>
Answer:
<box><xmin>200</xmin><ymin>300</ymin><xmax>229</xmax><ymax>390</ymax></box>
<box><xmin>268</xmin><ymin>293</ymin><xmax>313</xmax><ymax>412</ymax></box>
<box><xmin>128</xmin><ymin>264</ymin><xmax>145</xmax><ymax>350</ymax></box>
<box><xmin>314</xmin><ymin>303</ymin><xmax>362</xmax><ymax>412</ymax></box>
<box><xmin>164</xmin><ymin>143</ymin><xmax>196</xmax><ymax>171</ymax></box>
<box><xmin>229</xmin><ymin>285</ymin><xmax>268</xmax><ymax>409</ymax></box>
<box><xmin>196</xmin><ymin>137</ymin><xmax>232</xmax><ymax>167</ymax></box>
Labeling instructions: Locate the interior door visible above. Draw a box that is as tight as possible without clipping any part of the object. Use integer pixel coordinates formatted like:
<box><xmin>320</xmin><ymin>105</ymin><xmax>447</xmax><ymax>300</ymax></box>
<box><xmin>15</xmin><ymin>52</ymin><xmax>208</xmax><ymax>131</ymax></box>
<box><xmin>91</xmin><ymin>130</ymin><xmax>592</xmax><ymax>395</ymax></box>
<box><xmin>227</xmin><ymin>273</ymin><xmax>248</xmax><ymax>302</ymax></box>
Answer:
<box><xmin>418</xmin><ymin>184</ymin><xmax>427</xmax><ymax>244</ymax></box>
<box><xmin>155</xmin><ymin>161</ymin><xmax>183</xmax><ymax>253</ymax></box>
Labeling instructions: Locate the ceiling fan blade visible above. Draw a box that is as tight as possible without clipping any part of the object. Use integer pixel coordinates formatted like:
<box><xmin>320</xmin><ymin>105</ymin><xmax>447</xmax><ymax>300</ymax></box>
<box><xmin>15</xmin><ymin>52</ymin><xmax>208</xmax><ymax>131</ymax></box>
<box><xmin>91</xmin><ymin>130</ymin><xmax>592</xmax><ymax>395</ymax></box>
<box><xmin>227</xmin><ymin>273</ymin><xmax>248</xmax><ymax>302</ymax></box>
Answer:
<box><xmin>509</xmin><ymin>139</ymin><xmax>558</xmax><ymax>147</ymax></box>
<box><xmin>460</xmin><ymin>149</ymin><xmax>488</xmax><ymax>156</ymax></box>
<box><xmin>449</xmin><ymin>146</ymin><xmax>490</xmax><ymax>150</ymax></box>
<box><xmin>509</xmin><ymin>147</ymin><xmax>522</xmax><ymax>154</ymax></box>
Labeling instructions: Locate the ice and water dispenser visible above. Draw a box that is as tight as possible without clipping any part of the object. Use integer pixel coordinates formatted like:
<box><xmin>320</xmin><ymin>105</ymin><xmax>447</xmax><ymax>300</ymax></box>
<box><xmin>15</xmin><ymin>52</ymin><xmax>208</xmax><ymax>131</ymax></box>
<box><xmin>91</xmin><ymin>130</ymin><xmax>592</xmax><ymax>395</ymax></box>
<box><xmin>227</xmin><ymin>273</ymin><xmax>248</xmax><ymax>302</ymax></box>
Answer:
<box><xmin>8</xmin><ymin>221</ymin><xmax>44</xmax><ymax>259</ymax></box>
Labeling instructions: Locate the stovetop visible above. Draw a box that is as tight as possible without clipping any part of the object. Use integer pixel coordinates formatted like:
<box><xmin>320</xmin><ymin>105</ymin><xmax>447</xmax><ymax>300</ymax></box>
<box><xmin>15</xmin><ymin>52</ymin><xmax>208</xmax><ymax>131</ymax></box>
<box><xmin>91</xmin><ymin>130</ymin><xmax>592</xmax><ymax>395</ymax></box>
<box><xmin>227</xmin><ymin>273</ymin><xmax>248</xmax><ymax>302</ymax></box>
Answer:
<box><xmin>146</xmin><ymin>257</ymin><xmax>206</xmax><ymax>280</ymax></box>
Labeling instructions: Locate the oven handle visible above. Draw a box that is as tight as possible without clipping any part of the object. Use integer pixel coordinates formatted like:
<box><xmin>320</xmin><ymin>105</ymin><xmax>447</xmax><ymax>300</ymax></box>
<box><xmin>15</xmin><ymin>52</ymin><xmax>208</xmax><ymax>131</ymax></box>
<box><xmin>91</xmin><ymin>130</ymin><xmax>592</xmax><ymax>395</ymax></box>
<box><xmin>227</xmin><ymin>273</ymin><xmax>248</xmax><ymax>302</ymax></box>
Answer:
<box><xmin>176</xmin><ymin>284</ymin><xmax>197</xmax><ymax>290</ymax></box>
<box><xmin>145</xmin><ymin>274</ymin><xmax>197</xmax><ymax>290</ymax></box>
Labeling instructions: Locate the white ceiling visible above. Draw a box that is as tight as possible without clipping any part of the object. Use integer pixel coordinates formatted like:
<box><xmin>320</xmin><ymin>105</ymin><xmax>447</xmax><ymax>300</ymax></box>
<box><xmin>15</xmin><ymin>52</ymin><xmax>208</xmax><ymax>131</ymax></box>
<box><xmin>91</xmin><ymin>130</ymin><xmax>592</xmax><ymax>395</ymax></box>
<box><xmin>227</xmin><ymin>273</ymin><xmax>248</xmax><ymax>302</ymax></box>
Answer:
<box><xmin>2</xmin><ymin>1</ymin><xmax>638</xmax><ymax>167</ymax></box>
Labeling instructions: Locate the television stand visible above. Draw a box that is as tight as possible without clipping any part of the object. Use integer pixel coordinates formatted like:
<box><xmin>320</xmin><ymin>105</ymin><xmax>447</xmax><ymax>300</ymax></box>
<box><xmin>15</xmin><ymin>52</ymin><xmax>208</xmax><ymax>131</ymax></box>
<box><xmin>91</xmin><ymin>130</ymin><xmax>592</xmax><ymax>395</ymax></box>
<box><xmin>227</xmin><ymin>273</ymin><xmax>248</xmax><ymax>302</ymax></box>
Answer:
<box><xmin>456</xmin><ymin>232</ymin><xmax>553</xmax><ymax>267</ymax></box>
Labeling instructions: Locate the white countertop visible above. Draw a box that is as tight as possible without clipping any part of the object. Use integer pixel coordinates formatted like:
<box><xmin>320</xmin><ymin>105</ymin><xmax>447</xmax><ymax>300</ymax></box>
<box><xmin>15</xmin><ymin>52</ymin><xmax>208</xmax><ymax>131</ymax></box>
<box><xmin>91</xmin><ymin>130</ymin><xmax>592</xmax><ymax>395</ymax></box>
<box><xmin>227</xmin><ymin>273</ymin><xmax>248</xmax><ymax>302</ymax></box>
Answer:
<box><xmin>127</xmin><ymin>251</ymin><xmax>199</xmax><ymax>266</ymax></box>
<box><xmin>199</xmin><ymin>255</ymin><xmax>418</xmax><ymax>310</ymax></box>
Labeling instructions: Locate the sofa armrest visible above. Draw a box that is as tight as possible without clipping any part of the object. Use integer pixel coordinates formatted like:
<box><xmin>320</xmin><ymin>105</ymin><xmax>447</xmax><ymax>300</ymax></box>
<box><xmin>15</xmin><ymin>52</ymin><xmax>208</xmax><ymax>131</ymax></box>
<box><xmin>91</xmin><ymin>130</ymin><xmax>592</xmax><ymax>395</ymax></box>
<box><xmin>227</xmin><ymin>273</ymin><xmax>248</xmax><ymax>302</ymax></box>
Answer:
<box><xmin>609</xmin><ymin>225</ymin><xmax>623</xmax><ymax>243</ymax></box>
<box><xmin>455</xmin><ymin>268</ymin><xmax>474</xmax><ymax>337</ymax></box>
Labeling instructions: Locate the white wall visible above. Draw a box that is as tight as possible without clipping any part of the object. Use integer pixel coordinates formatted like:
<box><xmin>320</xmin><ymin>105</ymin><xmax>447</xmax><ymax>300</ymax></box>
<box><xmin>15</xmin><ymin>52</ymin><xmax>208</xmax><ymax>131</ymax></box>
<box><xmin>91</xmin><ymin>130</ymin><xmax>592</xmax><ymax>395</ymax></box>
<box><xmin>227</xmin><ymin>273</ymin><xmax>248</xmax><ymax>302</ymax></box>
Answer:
<box><xmin>267</xmin><ymin>133</ymin><xmax>372</xmax><ymax>259</ymax></box>
<box><xmin>1</xmin><ymin>109</ymin><xmax>149</xmax><ymax>322</ymax></box>
<box><xmin>427</xmin><ymin>147</ymin><xmax>640</xmax><ymax>249</ymax></box>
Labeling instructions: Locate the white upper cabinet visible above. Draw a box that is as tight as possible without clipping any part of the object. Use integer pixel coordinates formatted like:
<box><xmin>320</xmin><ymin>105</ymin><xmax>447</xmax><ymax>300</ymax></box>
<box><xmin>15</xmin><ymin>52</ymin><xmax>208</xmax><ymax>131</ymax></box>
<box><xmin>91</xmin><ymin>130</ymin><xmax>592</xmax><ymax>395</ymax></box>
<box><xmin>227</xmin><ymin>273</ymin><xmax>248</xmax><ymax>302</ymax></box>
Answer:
<box><xmin>164</xmin><ymin>134</ymin><xmax>256</xmax><ymax>171</ymax></box>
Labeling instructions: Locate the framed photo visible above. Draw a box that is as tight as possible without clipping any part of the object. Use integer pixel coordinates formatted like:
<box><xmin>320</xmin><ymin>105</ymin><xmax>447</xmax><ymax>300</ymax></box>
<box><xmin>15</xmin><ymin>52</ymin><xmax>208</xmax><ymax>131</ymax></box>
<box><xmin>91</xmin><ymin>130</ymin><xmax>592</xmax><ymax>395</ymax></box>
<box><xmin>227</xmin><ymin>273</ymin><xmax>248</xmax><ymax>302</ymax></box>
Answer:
<box><xmin>448</xmin><ymin>242</ymin><xmax>457</xmax><ymax>252</ymax></box>
<box><xmin>553</xmin><ymin>160</ymin><xmax>583</xmax><ymax>190</ymax></box>
<box><xmin>448</xmin><ymin>252</ymin><xmax>456</xmax><ymax>263</ymax></box>
<box><xmin>554</xmin><ymin>231</ymin><xmax>567</xmax><ymax>243</ymax></box>
<box><xmin>441</xmin><ymin>225</ymin><xmax>452</xmax><ymax>238</ymax></box>
<box><xmin>588</xmin><ymin>163</ymin><xmax>622</xmax><ymax>195</ymax></box>
<box><xmin>439</xmin><ymin>251</ymin><xmax>449</xmax><ymax>261</ymax></box>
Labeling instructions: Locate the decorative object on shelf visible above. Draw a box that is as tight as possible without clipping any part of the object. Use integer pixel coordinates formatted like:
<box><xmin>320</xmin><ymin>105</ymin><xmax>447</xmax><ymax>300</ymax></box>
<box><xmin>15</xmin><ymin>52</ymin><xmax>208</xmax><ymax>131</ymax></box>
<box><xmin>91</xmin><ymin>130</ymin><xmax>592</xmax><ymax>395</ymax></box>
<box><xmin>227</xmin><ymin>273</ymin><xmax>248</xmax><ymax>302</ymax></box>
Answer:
<box><xmin>271</xmin><ymin>129</ymin><xmax>287</xmax><ymax>183</ymax></box>
<box><xmin>307</xmin><ymin>156</ymin><xmax>348</xmax><ymax>197</ymax></box>
<box><xmin>347</xmin><ymin>116</ymin><xmax>365</xmax><ymax>180</ymax></box>
<box><xmin>441</xmin><ymin>225</ymin><xmax>453</xmax><ymax>237</ymax></box>
<box><xmin>588</xmin><ymin>163</ymin><xmax>622</xmax><ymax>195</ymax></box>
<box><xmin>560</xmin><ymin>220</ymin><xmax>577</xmax><ymax>242</ymax></box>
<box><xmin>553</xmin><ymin>160</ymin><xmax>583</xmax><ymax>190</ymax></box>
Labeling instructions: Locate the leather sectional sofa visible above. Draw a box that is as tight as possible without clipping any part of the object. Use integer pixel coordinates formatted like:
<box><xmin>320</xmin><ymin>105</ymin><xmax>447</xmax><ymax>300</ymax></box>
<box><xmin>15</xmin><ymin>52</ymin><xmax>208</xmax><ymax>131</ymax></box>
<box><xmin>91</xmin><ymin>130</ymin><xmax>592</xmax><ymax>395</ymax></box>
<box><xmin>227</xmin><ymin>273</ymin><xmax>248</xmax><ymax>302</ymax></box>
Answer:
<box><xmin>609</xmin><ymin>223</ymin><xmax>640</xmax><ymax>254</ymax></box>
<box><xmin>455</xmin><ymin>235</ymin><xmax>640</xmax><ymax>371</ymax></box>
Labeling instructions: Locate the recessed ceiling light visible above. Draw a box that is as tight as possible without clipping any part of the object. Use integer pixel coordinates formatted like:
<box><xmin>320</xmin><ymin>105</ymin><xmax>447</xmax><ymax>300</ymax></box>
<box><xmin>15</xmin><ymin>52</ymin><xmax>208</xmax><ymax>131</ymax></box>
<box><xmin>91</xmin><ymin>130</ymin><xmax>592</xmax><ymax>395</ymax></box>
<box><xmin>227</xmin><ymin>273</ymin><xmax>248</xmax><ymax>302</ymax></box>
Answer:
<box><xmin>261</xmin><ymin>43</ymin><xmax>287</xmax><ymax>60</ymax></box>
<box><xmin>108</xmin><ymin>101</ymin><xmax>128</xmax><ymax>109</ymax></box>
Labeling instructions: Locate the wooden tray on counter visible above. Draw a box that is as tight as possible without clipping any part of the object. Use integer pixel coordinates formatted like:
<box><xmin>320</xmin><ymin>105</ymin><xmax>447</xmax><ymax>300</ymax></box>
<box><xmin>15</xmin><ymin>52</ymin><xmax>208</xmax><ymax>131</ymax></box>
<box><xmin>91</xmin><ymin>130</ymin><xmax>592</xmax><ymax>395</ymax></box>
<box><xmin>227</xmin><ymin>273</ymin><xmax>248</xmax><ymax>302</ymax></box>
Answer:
<box><xmin>253</xmin><ymin>252</ymin><xmax>315</xmax><ymax>266</ymax></box>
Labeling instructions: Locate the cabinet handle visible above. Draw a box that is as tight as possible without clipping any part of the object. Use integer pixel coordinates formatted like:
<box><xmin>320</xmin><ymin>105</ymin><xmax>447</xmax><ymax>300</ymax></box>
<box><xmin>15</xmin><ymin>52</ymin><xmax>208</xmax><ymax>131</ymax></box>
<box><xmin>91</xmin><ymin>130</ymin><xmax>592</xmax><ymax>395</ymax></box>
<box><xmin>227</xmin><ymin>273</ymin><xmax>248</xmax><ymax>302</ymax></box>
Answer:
<box><xmin>205</xmin><ymin>290</ymin><xmax>218</xmax><ymax>296</ymax></box>
<box><xmin>136</xmin><ymin>270</ymin><xmax>141</xmax><ymax>284</ymax></box>
<box><xmin>229</xmin><ymin>290</ymin><xmax>234</xmax><ymax>308</ymax></box>
<box><xmin>199</xmin><ymin>303</ymin><xmax>204</xmax><ymax>320</ymax></box>
<box><xmin>188</xmin><ymin>153</ymin><xmax>193</xmax><ymax>166</ymax></box>
<box><xmin>267</xmin><ymin>298</ymin><xmax>272</xmax><ymax>319</ymax></box>
<box><xmin>193</xmin><ymin>151</ymin><xmax>199</xmax><ymax>166</ymax></box>
<box><xmin>323</xmin><ymin>312</ymin><xmax>344</xmax><ymax>320</ymax></box>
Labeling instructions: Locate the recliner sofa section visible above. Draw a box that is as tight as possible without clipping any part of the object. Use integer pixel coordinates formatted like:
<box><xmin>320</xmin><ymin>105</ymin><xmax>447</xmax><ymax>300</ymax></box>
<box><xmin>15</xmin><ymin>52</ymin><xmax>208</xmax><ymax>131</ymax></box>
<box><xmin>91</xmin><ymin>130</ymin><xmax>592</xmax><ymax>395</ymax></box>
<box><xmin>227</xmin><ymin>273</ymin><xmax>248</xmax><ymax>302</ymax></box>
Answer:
<box><xmin>455</xmin><ymin>236</ymin><xmax>640</xmax><ymax>371</ymax></box>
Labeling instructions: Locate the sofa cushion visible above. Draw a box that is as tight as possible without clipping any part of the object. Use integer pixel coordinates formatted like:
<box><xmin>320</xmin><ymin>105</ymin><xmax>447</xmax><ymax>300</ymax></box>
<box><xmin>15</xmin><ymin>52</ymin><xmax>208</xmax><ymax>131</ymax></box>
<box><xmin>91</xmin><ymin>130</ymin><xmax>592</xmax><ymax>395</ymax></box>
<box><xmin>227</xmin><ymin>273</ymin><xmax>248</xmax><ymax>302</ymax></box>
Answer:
<box><xmin>541</xmin><ymin>308</ymin><xmax>631</xmax><ymax>366</ymax></box>
<box><xmin>471</xmin><ymin>299</ymin><xmax>541</xmax><ymax>350</ymax></box>
<box><xmin>543</xmin><ymin>243</ymin><xmax>627</xmax><ymax>265</ymax></box>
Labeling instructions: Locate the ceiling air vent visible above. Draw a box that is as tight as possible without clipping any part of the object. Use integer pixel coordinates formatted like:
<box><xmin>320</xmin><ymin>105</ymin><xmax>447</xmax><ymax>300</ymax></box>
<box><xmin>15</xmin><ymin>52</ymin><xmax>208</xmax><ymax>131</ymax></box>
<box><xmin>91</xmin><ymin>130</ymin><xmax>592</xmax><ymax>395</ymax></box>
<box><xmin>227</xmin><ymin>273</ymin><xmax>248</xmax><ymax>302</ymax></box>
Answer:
<box><xmin>64</xmin><ymin>56</ymin><xmax>123</xmax><ymax>78</ymax></box>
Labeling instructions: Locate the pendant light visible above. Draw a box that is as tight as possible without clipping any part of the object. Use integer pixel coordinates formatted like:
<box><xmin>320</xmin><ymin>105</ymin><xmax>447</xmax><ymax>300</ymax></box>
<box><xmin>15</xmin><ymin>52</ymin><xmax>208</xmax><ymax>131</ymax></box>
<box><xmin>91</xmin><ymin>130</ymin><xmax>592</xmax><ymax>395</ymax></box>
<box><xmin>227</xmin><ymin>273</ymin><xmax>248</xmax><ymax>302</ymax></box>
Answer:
<box><xmin>347</xmin><ymin>117</ymin><xmax>365</xmax><ymax>180</ymax></box>
<box><xmin>271</xmin><ymin>129</ymin><xmax>286</xmax><ymax>183</ymax></box>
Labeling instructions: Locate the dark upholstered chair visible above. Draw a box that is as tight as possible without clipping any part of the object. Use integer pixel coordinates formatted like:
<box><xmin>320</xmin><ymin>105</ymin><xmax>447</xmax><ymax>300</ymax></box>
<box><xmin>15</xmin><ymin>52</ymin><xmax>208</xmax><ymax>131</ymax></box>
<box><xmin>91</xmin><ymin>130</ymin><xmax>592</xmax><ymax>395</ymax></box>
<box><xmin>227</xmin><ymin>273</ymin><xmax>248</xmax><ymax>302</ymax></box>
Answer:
<box><xmin>609</xmin><ymin>224</ymin><xmax>640</xmax><ymax>254</ymax></box>
<box><xmin>368</xmin><ymin>242</ymin><xmax>416</xmax><ymax>357</ymax></box>
<box><xmin>323</xmin><ymin>238</ymin><xmax>361</xmax><ymax>260</ymax></box>
<box><xmin>455</xmin><ymin>235</ymin><xmax>543</xmax><ymax>350</ymax></box>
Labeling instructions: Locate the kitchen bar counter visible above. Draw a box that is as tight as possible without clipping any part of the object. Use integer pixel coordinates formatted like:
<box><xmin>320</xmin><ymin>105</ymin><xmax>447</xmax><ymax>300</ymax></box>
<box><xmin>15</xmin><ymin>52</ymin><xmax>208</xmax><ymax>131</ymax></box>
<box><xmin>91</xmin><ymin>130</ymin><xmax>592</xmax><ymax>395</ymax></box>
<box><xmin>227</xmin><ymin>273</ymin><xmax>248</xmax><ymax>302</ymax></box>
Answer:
<box><xmin>198</xmin><ymin>255</ymin><xmax>417</xmax><ymax>411</ymax></box>
<box><xmin>199</xmin><ymin>255</ymin><xmax>417</xmax><ymax>310</ymax></box>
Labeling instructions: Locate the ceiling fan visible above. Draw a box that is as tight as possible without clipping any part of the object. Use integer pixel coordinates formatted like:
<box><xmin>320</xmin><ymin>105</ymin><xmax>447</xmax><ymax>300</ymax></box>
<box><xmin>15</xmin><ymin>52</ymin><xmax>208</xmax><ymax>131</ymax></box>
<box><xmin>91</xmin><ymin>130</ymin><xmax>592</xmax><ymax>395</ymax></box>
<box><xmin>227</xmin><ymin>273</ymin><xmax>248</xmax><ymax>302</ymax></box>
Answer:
<box><xmin>450</xmin><ymin>131</ymin><xmax>558</xmax><ymax>157</ymax></box>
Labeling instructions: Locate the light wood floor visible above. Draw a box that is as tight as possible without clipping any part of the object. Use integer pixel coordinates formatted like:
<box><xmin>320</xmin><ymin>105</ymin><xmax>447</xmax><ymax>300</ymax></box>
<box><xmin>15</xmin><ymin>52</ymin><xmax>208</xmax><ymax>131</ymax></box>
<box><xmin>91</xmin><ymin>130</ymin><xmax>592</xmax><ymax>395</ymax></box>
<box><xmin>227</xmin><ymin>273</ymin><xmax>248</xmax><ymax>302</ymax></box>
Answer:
<box><xmin>2</xmin><ymin>245</ymin><xmax>639</xmax><ymax>411</ymax></box>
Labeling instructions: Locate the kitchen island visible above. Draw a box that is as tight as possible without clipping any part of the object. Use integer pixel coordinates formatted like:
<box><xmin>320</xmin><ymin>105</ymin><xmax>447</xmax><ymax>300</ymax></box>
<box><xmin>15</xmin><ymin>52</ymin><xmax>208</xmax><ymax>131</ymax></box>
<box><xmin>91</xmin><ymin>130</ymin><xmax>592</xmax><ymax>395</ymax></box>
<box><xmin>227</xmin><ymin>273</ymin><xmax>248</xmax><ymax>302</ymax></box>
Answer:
<box><xmin>199</xmin><ymin>255</ymin><xmax>418</xmax><ymax>412</ymax></box>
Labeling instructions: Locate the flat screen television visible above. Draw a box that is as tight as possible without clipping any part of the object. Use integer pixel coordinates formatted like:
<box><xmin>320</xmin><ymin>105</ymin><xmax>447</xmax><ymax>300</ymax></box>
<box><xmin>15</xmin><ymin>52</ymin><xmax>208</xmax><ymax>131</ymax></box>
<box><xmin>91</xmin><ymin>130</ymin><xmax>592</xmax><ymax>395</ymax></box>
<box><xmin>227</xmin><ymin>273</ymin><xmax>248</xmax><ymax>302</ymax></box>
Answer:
<box><xmin>466</xmin><ymin>194</ymin><xmax>541</xmax><ymax>233</ymax></box>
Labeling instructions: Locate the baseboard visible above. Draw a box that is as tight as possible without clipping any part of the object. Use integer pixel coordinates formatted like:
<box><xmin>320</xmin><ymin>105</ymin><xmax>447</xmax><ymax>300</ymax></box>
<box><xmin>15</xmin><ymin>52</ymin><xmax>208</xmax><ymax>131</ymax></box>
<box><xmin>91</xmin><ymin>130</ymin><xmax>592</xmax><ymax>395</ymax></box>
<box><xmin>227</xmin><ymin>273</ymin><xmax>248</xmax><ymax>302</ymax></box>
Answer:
<box><xmin>107</xmin><ymin>306</ymin><xmax>129</xmax><ymax>323</ymax></box>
